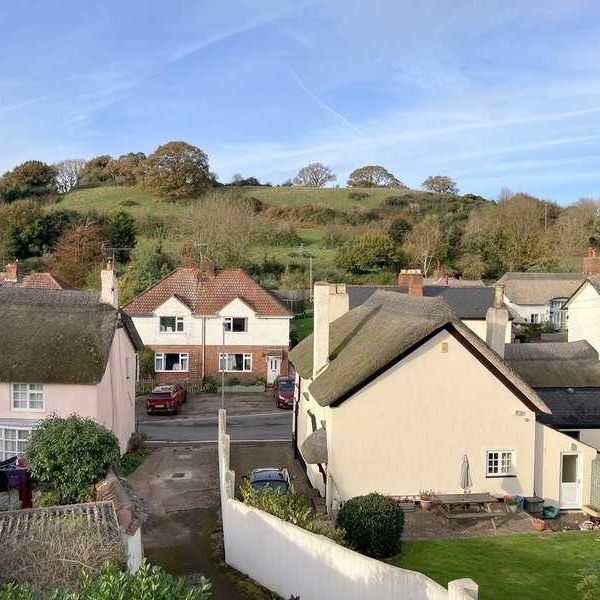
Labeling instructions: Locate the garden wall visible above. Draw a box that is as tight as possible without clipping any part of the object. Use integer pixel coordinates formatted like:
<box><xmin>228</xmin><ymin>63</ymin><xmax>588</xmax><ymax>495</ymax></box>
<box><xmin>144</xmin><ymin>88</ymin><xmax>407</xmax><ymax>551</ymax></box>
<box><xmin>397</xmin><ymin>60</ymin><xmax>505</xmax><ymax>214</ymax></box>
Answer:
<box><xmin>218</xmin><ymin>410</ymin><xmax>478</xmax><ymax>600</ymax></box>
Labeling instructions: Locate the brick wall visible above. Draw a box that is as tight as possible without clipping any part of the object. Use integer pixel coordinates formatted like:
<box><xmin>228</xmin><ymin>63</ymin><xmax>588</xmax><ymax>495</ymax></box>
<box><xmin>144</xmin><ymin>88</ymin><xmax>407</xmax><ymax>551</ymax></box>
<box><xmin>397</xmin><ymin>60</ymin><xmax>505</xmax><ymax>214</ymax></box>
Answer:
<box><xmin>149</xmin><ymin>344</ymin><xmax>289</xmax><ymax>383</ymax></box>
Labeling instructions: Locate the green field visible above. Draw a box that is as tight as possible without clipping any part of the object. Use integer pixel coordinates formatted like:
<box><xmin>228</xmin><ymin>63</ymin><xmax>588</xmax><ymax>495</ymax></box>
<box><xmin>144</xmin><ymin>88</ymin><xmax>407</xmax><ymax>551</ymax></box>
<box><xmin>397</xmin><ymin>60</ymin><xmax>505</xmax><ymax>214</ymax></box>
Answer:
<box><xmin>389</xmin><ymin>533</ymin><xmax>597</xmax><ymax>600</ymax></box>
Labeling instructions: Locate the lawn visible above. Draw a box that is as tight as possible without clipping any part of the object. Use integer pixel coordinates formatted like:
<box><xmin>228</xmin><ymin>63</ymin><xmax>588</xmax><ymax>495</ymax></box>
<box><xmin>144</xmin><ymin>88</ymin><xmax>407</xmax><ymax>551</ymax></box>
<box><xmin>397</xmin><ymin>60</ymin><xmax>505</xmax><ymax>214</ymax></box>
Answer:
<box><xmin>291</xmin><ymin>305</ymin><xmax>314</xmax><ymax>341</ymax></box>
<box><xmin>389</xmin><ymin>533</ymin><xmax>598</xmax><ymax>600</ymax></box>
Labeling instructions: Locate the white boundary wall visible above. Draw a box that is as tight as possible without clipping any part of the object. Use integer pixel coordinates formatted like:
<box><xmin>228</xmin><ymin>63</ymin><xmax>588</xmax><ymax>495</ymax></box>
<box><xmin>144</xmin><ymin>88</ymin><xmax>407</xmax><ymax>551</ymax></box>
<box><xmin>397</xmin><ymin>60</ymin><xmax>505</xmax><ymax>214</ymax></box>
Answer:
<box><xmin>218</xmin><ymin>410</ymin><xmax>478</xmax><ymax>600</ymax></box>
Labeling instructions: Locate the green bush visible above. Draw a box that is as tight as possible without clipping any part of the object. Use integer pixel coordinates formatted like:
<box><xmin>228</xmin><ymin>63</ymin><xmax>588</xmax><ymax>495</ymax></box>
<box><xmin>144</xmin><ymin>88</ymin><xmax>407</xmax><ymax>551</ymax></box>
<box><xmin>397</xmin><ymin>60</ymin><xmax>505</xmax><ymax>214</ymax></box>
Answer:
<box><xmin>201</xmin><ymin>376</ymin><xmax>218</xmax><ymax>393</ymax></box>
<box><xmin>32</xmin><ymin>488</ymin><xmax>60</xmax><ymax>508</ymax></box>
<box><xmin>138</xmin><ymin>348</ymin><xmax>155</xmax><ymax>378</ymax></box>
<box><xmin>26</xmin><ymin>415</ymin><xmax>120</xmax><ymax>504</ymax></box>
<box><xmin>384</xmin><ymin>195</ymin><xmax>409</xmax><ymax>207</ymax></box>
<box><xmin>118</xmin><ymin>448</ymin><xmax>151</xmax><ymax>477</ymax></box>
<box><xmin>0</xmin><ymin>560</ymin><xmax>211</xmax><ymax>599</ymax></box>
<box><xmin>335</xmin><ymin>232</ymin><xmax>406</xmax><ymax>274</ymax></box>
<box><xmin>336</xmin><ymin>493</ymin><xmax>404</xmax><ymax>558</ymax></box>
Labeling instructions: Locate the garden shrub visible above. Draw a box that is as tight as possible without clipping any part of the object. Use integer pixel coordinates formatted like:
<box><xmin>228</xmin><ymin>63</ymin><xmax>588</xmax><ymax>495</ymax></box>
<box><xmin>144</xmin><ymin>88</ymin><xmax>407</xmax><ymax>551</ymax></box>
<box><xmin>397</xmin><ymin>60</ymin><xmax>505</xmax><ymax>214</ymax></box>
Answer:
<box><xmin>201</xmin><ymin>376</ymin><xmax>218</xmax><ymax>393</ymax></box>
<box><xmin>138</xmin><ymin>348</ymin><xmax>155</xmax><ymax>378</ymax></box>
<box><xmin>336</xmin><ymin>492</ymin><xmax>404</xmax><ymax>558</ymax></box>
<box><xmin>262</xmin><ymin>222</ymin><xmax>303</xmax><ymax>247</ymax></box>
<box><xmin>26</xmin><ymin>415</ymin><xmax>120</xmax><ymax>504</ymax></box>
<box><xmin>32</xmin><ymin>488</ymin><xmax>60</xmax><ymax>508</ymax></box>
<box><xmin>118</xmin><ymin>448</ymin><xmax>151</xmax><ymax>477</ymax></box>
<box><xmin>0</xmin><ymin>559</ymin><xmax>211</xmax><ymax>599</ymax></box>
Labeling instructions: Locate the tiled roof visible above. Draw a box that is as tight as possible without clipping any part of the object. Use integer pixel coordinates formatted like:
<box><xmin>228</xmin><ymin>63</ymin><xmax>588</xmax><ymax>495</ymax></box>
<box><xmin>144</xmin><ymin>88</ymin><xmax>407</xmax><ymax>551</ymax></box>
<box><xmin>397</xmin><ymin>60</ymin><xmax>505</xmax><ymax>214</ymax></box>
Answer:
<box><xmin>537</xmin><ymin>388</ymin><xmax>600</xmax><ymax>428</ymax></box>
<box><xmin>96</xmin><ymin>469</ymin><xmax>146</xmax><ymax>535</ymax></box>
<box><xmin>496</xmin><ymin>272</ymin><xmax>583</xmax><ymax>305</ymax></box>
<box><xmin>124</xmin><ymin>267</ymin><xmax>291</xmax><ymax>317</ymax></box>
<box><xmin>20</xmin><ymin>272</ymin><xmax>70</xmax><ymax>289</ymax></box>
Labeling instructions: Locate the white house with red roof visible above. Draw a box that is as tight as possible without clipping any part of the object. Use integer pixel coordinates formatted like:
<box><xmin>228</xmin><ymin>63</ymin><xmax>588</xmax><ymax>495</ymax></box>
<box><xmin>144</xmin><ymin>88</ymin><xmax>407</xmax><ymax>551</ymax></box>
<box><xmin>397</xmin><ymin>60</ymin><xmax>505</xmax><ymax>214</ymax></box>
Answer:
<box><xmin>123</xmin><ymin>263</ymin><xmax>292</xmax><ymax>384</ymax></box>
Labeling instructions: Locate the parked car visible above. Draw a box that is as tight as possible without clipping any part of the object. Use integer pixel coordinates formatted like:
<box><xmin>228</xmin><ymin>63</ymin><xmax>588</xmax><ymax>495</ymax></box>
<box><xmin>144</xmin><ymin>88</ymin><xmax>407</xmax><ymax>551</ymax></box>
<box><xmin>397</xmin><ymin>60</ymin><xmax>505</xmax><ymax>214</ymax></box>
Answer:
<box><xmin>146</xmin><ymin>384</ymin><xmax>187</xmax><ymax>415</ymax></box>
<box><xmin>272</xmin><ymin>376</ymin><xmax>295</xmax><ymax>409</ymax></box>
<box><xmin>244</xmin><ymin>468</ymin><xmax>293</xmax><ymax>494</ymax></box>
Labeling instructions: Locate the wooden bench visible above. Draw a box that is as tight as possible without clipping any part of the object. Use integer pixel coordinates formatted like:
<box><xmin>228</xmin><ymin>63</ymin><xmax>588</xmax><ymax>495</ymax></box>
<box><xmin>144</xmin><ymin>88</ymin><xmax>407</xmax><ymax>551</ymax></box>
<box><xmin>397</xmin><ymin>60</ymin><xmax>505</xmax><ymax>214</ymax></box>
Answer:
<box><xmin>446</xmin><ymin>510</ymin><xmax>509</xmax><ymax>530</ymax></box>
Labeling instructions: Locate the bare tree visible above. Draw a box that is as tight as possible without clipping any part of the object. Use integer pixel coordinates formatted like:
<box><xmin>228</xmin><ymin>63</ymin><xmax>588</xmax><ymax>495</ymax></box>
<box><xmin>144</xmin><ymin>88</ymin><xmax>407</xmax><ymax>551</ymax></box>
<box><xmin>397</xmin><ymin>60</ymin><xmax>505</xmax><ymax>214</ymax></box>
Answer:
<box><xmin>179</xmin><ymin>193</ymin><xmax>259</xmax><ymax>268</ymax></box>
<box><xmin>421</xmin><ymin>175</ymin><xmax>459</xmax><ymax>194</ymax></box>
<box><xmin>293</xmin><ymin>163</ymin><xmax>336</xmax><ymax>187</ymax></box>
<box><xmin>404</xmin><ymin>215</ymin><xmax>445</xmax><ymax>276</ymax></box>
<box><xmin>54</xmin><ymin>159</ymin><xmax>86</xmax><ymax>193</ymax></box>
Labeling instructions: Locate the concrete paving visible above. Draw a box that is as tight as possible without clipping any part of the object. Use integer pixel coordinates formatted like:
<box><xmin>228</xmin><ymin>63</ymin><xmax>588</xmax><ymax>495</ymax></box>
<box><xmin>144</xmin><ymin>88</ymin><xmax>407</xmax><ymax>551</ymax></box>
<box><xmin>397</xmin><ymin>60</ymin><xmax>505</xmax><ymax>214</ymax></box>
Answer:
<box><xmin>137</xmin><ymin>392</ymin><xmax>293</xmax><ymax>443</ymax></box>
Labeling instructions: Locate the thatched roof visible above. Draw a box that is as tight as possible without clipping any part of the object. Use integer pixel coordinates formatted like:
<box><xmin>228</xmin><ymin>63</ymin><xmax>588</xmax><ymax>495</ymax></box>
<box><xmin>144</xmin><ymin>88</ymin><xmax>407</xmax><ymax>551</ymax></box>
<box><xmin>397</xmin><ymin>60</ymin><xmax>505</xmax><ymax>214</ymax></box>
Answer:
<box><xmin>496</xmin><ymin>272</ymin><xmax>583</xmax><ymax>305</ymax></box>
<box><xmin>0</xmin><ymin>288</ymin><xmax>143</xmax><ymax>385</ymax></box>
<box><xmin>290</xmin><ymin>290</ymin><xmax>549</xmax><ymax>413</ymax></box>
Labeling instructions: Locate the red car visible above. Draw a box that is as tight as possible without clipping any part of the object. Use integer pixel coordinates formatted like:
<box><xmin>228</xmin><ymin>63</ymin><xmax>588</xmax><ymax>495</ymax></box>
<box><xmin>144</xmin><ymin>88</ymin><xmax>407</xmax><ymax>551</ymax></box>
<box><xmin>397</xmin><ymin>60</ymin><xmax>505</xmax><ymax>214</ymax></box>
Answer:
<box><xmin>272</xmin><ymin>376</ymin><xmax>295</xmax><ymax>409</ymax></box>
<box><xmin>146</xmin><ymin>384</ymin><xmax>187</xmax><ymax>415</ymax></box>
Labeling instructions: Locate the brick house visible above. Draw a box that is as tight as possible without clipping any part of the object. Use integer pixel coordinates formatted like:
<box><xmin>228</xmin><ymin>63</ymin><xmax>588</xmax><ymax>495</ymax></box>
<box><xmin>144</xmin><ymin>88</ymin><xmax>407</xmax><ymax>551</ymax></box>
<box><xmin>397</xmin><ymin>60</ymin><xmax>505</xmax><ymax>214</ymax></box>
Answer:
<box><xmin>0</xmin><ymin>261</ymin><xmax>70</xmax><ymax>290</ymax></box>
<box><xmin>123</xmin><ymin>264</ymin><xmax>292</xmax><ymax>384</ymax></box>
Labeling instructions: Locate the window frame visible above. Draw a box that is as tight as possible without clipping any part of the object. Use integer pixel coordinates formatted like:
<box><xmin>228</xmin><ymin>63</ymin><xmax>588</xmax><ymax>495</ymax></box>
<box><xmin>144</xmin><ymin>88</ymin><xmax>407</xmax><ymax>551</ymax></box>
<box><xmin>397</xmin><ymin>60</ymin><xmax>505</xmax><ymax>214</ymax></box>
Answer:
<box><xmin>158</xmin><ymin>316</ymin><xmax>184</xmax><ymax>333</ymax></box>
<box><xmin>154</xmin><ymin>352</ymin><xmax>190</xmax><ymax>372</ymax></box>
<box><xmin>486</xmin><ymin>449</ymin><xmax>515</xmax><ymax>478</ymax></box>
<box><xmin>11</xmin><ymin>383</ymin><xmax>44</xmax><ymax>411</ymax></box>
<box><xmin>223</xmin><ymin>317</ymin><xmax>248</xmax><ymax>333</ymax></box>
<box><xmin>0</xmin><ymin>426</ymin><xmax>32</xmax><ymax>461</ymax></box>
<box><xmin>218</xmin><ymin>353</ymin><xmax>253</xmax><ymax>372</ymax></box>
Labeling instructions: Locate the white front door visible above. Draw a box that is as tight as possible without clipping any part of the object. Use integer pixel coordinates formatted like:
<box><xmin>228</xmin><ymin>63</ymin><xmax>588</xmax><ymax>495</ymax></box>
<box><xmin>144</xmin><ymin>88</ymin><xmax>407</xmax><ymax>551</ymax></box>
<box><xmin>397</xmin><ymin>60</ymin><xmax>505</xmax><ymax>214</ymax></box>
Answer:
<box><xmin>560</xmin><ymin>453</ymin><xmax>581</xmax><ymax>509</ymax></box>
<box><xmin>267</xmin><ymin>357</ymin><xmax>281</xmax><ymax>385</ymax></box>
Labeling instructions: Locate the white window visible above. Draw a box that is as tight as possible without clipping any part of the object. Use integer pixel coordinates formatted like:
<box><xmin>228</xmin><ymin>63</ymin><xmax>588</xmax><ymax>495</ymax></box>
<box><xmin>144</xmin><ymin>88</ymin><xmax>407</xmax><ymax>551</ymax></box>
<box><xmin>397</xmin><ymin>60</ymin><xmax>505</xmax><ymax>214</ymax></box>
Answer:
<box><xmin>223</xmin><ymin>317</ymin><xmax>248</xmax><ymax>332</ymax></box>
<box><xmin>219</xmin><ymin>353</ymin><xmax>252</xmax><ymax>372</ymax></box>
<box><xmin>530</xmin><ymin>314</ymin><xmax>539</xmax><ymax>324</ymax></box>
<box><xmin>0</xmin><ymin>427</ymin><xmax>32</xmax><ymax>461</ymax></box>
<box><xmin>155</xmin><ymin>352</ymin><xmax>189</xmax><ymax>372</ymax></box>
<box><xmin>486</xmin><ymin>450</ymin><xmax>514</xmax><ymax>477</ymax></box>
<box><xmin>12</xmin><ymin>384</ymin><xmax>44</xmax><ymax>410</ymax></box>
<box><xmin>159</xmin><ymin>316</ymin><xmax>184</xmax><ymax>333</ymax></box>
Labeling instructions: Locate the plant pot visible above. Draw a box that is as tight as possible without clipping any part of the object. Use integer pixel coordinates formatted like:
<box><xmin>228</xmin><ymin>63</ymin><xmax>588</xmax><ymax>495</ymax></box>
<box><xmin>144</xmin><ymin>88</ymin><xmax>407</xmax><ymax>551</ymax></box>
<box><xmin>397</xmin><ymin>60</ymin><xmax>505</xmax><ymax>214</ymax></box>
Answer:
<box><xmin>532</xmin><ymin>518</ymin><xmax>546</xmax><ymax>531</ymax></box>
<box><xmin>421</xmin><ymin>499</ymin><xmax>432</xmax><ymax>511</ymax></box>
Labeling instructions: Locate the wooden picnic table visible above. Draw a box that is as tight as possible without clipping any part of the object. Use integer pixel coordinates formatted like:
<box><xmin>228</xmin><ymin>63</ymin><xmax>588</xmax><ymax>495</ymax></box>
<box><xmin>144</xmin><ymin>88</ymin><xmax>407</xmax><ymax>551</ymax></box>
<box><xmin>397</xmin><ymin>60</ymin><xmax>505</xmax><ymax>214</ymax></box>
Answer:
<box><xmin>434</xmin><ymin>493</ymin><xmax>508</xmax><ymax>530</ymax></box>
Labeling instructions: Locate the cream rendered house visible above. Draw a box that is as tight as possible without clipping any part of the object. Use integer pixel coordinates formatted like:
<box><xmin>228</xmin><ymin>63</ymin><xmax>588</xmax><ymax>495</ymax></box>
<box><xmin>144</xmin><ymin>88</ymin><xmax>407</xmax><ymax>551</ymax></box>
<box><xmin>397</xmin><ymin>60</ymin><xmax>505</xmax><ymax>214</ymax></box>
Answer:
<box><xmin>290</xmin><ymin>283</ymin><xmax>598</xmax><ymax>513</ymax></box>
<box><xmin>0</xmin><ymin>262</ymin><xmax>142</xmax><ymax>456</ymax></box>
<box><xmin>564</xmin><ymin>278</ymin><xmax>600</xmax><ymax>355</ymax></box>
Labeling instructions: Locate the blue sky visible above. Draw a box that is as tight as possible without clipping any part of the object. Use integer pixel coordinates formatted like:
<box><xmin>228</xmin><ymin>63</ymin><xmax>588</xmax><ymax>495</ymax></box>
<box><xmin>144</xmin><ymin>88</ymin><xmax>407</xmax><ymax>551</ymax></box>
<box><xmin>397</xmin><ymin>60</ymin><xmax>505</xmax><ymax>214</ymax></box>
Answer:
<box><xmin>1</xmin><ymin>0</ymin><xmax>600</xmax><ymax>203</ymax></box>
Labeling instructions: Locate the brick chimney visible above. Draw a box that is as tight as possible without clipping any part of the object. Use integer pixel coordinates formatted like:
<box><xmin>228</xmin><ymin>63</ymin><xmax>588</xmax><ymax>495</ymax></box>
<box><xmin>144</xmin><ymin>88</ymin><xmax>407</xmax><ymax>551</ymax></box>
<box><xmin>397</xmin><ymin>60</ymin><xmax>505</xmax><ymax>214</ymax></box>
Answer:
<box><xmin>101</xmin><ymin>259</ymin><xmax>119</xmax><ymax>308</ymax></box>
<box><xmin>4</xmin><ymin>261</ymin><xmax>22</xmax><ymax>283</ymax></box>
<box><xmin>583</xmin><ymin>247</ymin><xmax>600</xmax><ymax>277</ymax></box>
<box><xmin>398</xmin><ymin>269</ymin><xmax>423</xmax><ymax>297</ymax></box>
<box><xmin>312</xmin><ymin>283</ymin><xmax>349</xmax><ymax>379</ymax></box>
<box><xmin>486</xmin><ymin>284</ymin><xmax>508</xmax><ymax>358</ymax></box>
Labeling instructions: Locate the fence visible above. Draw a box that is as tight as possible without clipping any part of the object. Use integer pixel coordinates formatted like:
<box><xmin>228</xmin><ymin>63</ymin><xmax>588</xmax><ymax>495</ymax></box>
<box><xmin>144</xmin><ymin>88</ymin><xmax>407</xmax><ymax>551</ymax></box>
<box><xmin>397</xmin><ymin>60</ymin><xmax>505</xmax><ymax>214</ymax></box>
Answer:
<box><xmin>136</xmin><ymin>380</ymin><xmax>266</xmax><ymax>395</ymax></box>
<box><xmin>218</xmin><ymin>410</ymin><xmax>478</xmax><ymax>600</ymax></box>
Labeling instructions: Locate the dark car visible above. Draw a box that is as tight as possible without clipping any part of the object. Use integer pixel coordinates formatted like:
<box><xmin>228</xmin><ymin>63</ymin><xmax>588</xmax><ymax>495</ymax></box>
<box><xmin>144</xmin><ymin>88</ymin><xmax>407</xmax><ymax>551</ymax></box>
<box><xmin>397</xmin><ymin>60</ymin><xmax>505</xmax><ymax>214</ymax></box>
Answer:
<box><xmin>146</xmin><ymin>384</ymin><xmax>187</xmax><ymax>415</ymax></box>
<box><xmin>245</xmin><ymin>468</ymin><xmax>293</xmax><ymax>494</ymax></box>
<box><xmin>272</xmin><ymin>376</ymin><xmax>295</xmax><ymax>409</ymax></box>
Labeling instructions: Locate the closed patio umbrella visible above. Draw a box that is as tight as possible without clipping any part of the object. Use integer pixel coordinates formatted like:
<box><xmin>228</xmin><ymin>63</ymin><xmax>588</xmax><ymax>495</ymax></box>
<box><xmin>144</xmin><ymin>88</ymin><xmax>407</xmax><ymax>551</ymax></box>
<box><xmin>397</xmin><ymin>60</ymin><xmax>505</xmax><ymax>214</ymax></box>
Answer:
<box><xmin>460</xmin><ymin>454</ymin><xmax>472</xmax><ymax>493</ymax></box>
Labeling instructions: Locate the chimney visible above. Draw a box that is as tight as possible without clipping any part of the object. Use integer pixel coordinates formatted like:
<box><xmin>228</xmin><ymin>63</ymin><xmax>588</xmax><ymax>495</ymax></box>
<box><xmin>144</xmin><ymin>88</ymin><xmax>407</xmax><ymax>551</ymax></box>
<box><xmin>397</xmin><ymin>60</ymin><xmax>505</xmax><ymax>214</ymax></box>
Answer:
<box><xmin>4</xmin><ymin>261</ymin><xmax>22</xmax><ymax>283</ymax></box>
<box><xmin>328</xmin><ymin>283</ymin><xmax>349</xmax><ymax>322</ymax></box>
<box><xmin>583</xmin><ymin>247</ymin><xmax>600</xmax><ymax>277</ymax></box>
<box><xmin>486</xmin><ymin>284</ymin><xmax>508</xmax><ymax>358</ymax></box>
<box><xmin>101</xmin><ymin>259</ymin><xmax>119</xmax><ymax>308</ymax></box>
<box><xmin>398</xmin><ymin>269</ymin><xmax>423</xmax><ymax>297</ymax></box>
<box><xmin>313</xmin><ymin>282</ymin><xmax>330</xmax><ymax>378</ymax></box>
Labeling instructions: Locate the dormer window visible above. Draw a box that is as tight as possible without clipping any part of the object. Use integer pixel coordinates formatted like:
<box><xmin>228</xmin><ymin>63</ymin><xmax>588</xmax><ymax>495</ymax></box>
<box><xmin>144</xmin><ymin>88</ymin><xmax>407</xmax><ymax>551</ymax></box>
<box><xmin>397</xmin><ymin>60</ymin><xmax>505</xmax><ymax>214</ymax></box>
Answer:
<box><xmin>159</xmin><ymin>316</ymin><xmax>184</xmax><ymax>333</ymax></box>
<box><xmin>224</xmin><ymin>317</ymin><xmax>248</xmax><ymax>332</ymax></box>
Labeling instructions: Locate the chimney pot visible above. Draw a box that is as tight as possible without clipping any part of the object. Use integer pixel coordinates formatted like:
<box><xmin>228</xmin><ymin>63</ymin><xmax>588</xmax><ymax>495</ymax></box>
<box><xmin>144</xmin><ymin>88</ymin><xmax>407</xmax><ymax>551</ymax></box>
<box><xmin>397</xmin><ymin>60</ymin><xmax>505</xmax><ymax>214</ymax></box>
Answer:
<box><xmin>4</xmin><ymin>261</ymin><xmax>22</xmax><ymax>283</ymax></box>
<box><xmin>583</xmin><ymin>247</ymin><xmax>600</xmax><ymax>276</ymax></box>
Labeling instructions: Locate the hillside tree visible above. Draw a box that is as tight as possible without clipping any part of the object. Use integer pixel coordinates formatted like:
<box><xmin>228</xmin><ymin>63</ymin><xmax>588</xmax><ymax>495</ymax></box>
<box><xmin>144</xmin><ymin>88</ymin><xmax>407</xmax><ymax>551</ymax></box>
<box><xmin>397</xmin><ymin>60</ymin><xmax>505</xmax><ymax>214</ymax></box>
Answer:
<box><xmin>404</xmin><ymin>215</ymin><xmax>446</xmax><ymax>276</ymax></box>
<box><xmin>104</xmin><ymin>210</ymin><xmax>137</xmax><ymax>263</ymax></box>
<box><xmin>388</xmin><ymin>218</ymin><xmax>412</xmax><ymax>244</ymax></box>
<box><xmin>422</xmin><ymin>175</ymin><xmax>459</xmax><ymax>194</ymax></box>
<box><xmin>77</xmin><ymin>155</ymin><xmax>116</xmax><ymax>187</ymax></box>
<box><xmin>142</xmin><ymin>141</ymin><xmax>210</xmax><ymax>200</ymax></box>
<box><xmin>293</xmin><ymin>162</ymin><xmax>336</xmax><ymax>187</ymax></box>
<box><xmin>0</xmin><ymin>160</ymin><xmax>57</xmax><ymax>203</ymax></box>
<box><xmin>54</xmin><ymin>159</ymin><xmax>86</xmax><ymax>193</ymax></box>
<box><xmin>347</xmin><ymin>165</ymin><xmax>405</xmax><ymax>188</ymax></box>
<box><xmin>335</xmin><ymin>232</ymin><xmax>406</xmax><ymax>273</ymax></box>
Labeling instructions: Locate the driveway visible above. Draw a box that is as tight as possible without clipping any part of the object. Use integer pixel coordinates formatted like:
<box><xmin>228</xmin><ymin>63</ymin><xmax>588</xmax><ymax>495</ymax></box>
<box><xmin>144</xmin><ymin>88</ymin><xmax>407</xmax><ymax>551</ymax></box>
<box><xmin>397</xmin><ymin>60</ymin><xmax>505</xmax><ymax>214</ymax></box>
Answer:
<box><xmin>137</xmin><ymin>393</ymin><xmax>292</xmax><ymax>443</ymax></box>
<box><xmin>128</xmin><ymin>446</ymin><xmax>271</xmax><ymax>598</ymax></box>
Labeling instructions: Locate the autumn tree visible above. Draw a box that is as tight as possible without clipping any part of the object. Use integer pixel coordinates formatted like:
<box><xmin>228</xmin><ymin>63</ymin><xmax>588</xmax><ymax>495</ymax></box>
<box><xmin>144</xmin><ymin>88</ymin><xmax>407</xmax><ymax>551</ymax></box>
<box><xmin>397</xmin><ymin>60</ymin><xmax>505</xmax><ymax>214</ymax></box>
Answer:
<box><xmin>293</xmin><ymin>163</ymin><xmax>336</xmax><ymax>187</ymax></box>
<box><xmin>77</xmin><ymin>155</ymin><xmax>116</xmax><ymax>187</ymax></box>
<box><xmin>179</xmin><ymin>193</ymin><xmax>258</xmax><ymax>267</ymax></box>
<box><xmin>0</xmin><ymin>160</ymin><xmax>57</xmax><ymax>203</ymax></box>
<box><xmin>347</xmin><ymin>165</ymin><xmax>406</xmax><ymax>188</ymax></box>
<box><xmin>456</xmin><ymin>253</ymin><xmax>487</xmax><ymax>280</ymax></box>
<box><xmin>114</xmin><ymin>152</ymin><xmax>146</xmax><ymax>186</ymax></box>
<box><xmin>142</xmin><ymin>141</ymin><xmax>210</xmax><ymax>200</ymax></box>
<box><xmin>335</xmin><ymin>232</ymin><xmax>406</xmax><ymax>273</ymax></box>
<box><xmin>54</xmin><ymin>159</ymin><xmax>86</xmax><ymax>193</ymax></box>
<box><xmin>422</xmin><ymin>175</ymin><xmax>459</xmax><ymax>194</ymax></box>
<box><xmin>404</xmin><ymin>215</ymin><xmax>446</xmax><ymax>276</ymax></box>
<box><xmin>52</xmin><ymin>221</ymin><xmax>105</xmax><ymax>286</ymax></box>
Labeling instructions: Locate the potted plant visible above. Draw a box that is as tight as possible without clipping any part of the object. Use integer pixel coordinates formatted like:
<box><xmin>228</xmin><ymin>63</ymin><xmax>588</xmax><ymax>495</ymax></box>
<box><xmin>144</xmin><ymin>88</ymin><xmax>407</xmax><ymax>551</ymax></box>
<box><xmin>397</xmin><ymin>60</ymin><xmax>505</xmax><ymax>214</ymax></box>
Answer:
<box><xmin>532</xmin><ymin>517</ymin><xmax>546</xmax><ymax>531</ymax></box>
<box><xmin>504</xmin><ymin>496</ymin><xmax>518</xmax><ymax>514</ymax></box>
<box><xmin>419</xmin><ymin>490</ymin><xmax>435</xmax><ymax>511</ymax></box>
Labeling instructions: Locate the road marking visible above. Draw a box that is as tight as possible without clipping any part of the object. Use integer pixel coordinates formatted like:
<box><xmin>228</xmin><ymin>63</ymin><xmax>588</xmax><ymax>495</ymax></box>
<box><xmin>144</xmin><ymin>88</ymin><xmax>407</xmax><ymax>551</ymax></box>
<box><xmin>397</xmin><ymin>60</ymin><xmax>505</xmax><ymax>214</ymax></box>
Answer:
<box><xmin>144</xmin><ymin>438</ymin><xmax>291</xmax><ymax>445</ymax></box>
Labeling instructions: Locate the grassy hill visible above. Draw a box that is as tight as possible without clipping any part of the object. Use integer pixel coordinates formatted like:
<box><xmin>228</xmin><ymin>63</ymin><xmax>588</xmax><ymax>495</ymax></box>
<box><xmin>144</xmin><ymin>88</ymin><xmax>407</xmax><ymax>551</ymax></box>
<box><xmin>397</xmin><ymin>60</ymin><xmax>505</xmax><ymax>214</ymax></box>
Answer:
<box><xmin>56</xmin><ymin>185</ymin><xmax>489</xmax><ymax>287</ymax></box>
